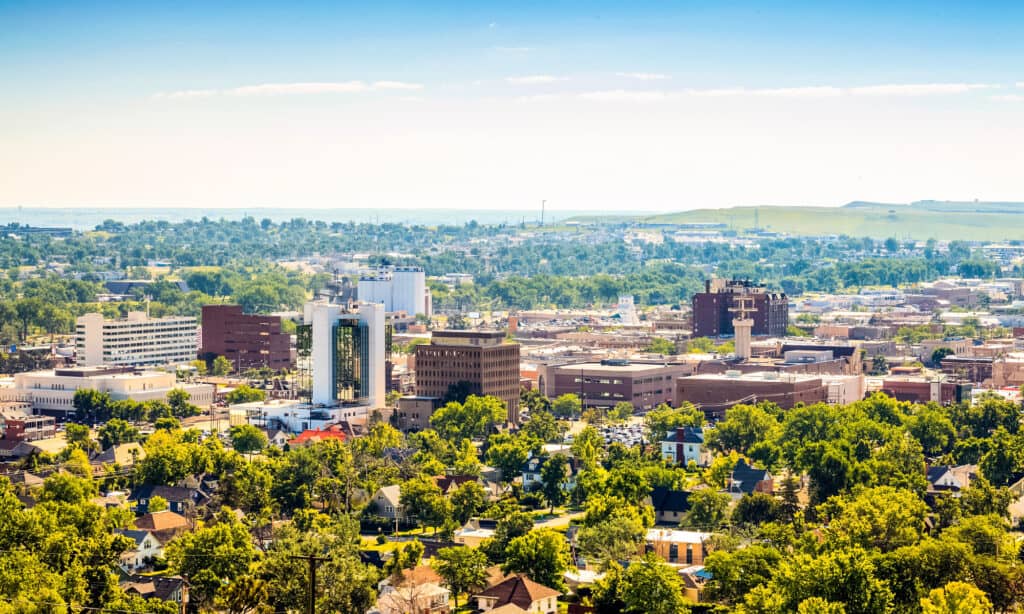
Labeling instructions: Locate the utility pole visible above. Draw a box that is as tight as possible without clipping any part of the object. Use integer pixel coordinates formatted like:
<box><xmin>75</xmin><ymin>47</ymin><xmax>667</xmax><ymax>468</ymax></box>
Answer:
<box><xmin>292</xmin><ymin>554</ymin><xmax>328</xmax><ymax>614</ymax></box>
<box><xmin>541</xmin><ymin>200</ymin><xmax>546</xmax><ymax>226</ymax></box>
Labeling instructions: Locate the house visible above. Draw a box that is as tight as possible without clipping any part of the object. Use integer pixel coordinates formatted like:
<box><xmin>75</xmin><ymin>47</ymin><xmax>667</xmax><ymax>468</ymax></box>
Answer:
<box><xmin>660</xmin><ymin>427</ymin><xmax>712</xmax><ymax>467</ymax></box>
<box><xmin>649</xmin><ymin>487</ymin><xmax>691</xmax><ymax>525</ymax></box>
<box><xmin>129</xmin><ymin>485</ymin><xmax>206</xmax><ymax>515</ymax></box>
<box><xmin>454</xmin><ymin>518</ymin><xmax>499</xmax><ymax>548</ymax></box>
<box><xmin>726</xmin><ymin>460</ymin><xmax>773</xmax><ymax>496</ymax></box>
<box><xmin>120</xmin><ymin>574</ymin><xmax>188</xmax><ymax>608</ymax></box>
<box><xmin>94</xmin><ymin>442</ymin><xmax>146</xmax><ymax>467</ymax></box>
<box><xmin>116</xmin><ymin>529</ymin><xmax>164</xmax><ymax>571</ymax></box>
<box><xmin>434</xmin><ymin>474</ymin><xmax>479</xmax><ymax>495</ymax></box>
<box><xmin>134</xmin><ymin>510</ymin><xmax>191</xmax><ymax>542</ymax></box>
<box><xmin>926</xmin><ymin>464</ymin><xmax>978</xmax><ymax>495</ymax></box>
<box><xmin>521</xmin><ymin>455</ymin><xmax>578</xmax><ymax>491</ymax></box>
<box><xmin>679</xmin><ymin>566</ymin><xmax>711</xmax><ymax>603</ymax></box>
<box><xmin>266</xmin><ymin>429</ymin><xmax>290</xmax><ymax>448</ymax></box>
<box><xmin>376</xmin><ymin>565</ymin><xmax>451</xmax><ymax>614</ymax></box>
<box><xmin>474</xmin><ymin>574</ymin><xmax>561</xmax><ymax>614</ymax></box>
<box><xmin>289</xmin><ymin>424</ymin><xmax>348</xmax><ymax>448</ymax></box>
<box><xmin>645</xmin><ymin>529</ymin><xmax>713</xmax><ymax>566</ymax></box>
<box><xmin>370</xmin><ymin>485</ymin><xmax>407</xmax><ymax>522</ymax></box>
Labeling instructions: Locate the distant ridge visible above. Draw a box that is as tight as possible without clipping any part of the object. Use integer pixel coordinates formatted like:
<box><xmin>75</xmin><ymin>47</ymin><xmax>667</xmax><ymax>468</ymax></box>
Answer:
<box><xmin>844</xmin><ymin>200</ymin><xmax>1024</xmax><ymax>213</ymax></box>
<box><xmin>566</xmin><ymin>200</ymin><xmax>1024</xmax><ymax>240</ymax></box>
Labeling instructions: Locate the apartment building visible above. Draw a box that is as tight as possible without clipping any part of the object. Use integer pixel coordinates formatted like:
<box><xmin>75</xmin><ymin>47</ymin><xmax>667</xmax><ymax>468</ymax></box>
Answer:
<box><xmin>76</xmin><ymin>312</ymin><xmax>198</xmax><ymax>367</ymax></box>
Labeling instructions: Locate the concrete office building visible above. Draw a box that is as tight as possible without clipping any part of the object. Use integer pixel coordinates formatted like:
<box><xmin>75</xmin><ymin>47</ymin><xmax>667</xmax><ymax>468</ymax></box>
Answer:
<box><xmin>358</xmin><ymin>266</ymin><xmax>431</xmax><ymax>316</ymax></box>
<box><xmin>0</xmin><ymin>367</ymin><xmax>214</xmax><ymax>418</ymax></box>
<box><xmin>541</xmin><ymin>359</ymin><xmax>690</xmax><ymax>411</ymax></box>
<box><xmin>415</xmin><ymin>330</ymin><xmax>520</xmax><ymax>423</ymax></box>
<box><xmin>692</xmin><ymin>278</ymin><xmax>788</xmax><ymax>338</ymax></box>
<box><xmin>301</xmin><ymin>301</ymin><xmax>387</xmax><ymax>409</ymax></box>
<box><xmin>76</xmin><ymin>312</ymin><xmax>197</xmax><ymax>367</ymax></box>
<box><xmin>200</xmin><ymin>305</ymin><xmax>291</xmax><ymax>372</ymax></box>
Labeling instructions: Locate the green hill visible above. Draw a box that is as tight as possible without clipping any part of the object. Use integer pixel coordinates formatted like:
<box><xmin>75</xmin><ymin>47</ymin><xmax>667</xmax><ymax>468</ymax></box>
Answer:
<box><xmin>567</xmin><ymin>201</ymin><xmax>1024</xmax><ymax>241</ymax></box>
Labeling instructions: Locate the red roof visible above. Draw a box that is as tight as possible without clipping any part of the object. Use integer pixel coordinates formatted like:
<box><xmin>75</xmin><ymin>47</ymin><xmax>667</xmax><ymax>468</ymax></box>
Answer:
<box><xmin>289</xmin><ymin>424</ymin><xmax>348</xmax><ymax>445</ymax></box>
<box><xmin>475</xmin><ymin>574</ymin><xmax>561</xmax><ymax>609</ymax></box>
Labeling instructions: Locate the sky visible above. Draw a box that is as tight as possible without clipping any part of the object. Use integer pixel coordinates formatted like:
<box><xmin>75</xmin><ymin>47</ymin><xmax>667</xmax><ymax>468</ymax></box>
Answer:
<box><xmin>1</xmin><ymin>1</ymin><xmax>1023</xmax><ymax>212</ymax></box>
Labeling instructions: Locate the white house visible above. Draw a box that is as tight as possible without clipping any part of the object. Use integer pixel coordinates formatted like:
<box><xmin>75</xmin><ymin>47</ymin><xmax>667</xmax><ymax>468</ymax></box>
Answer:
<box><xmin>661</xmin><ymin>427</ymin><xmax>712</xmax><ymax>467</ymax></box>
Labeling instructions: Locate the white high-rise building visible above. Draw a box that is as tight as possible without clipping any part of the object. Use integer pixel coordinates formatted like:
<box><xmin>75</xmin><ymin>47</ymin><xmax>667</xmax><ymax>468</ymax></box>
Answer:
<box><xmin>76</xmin><ymin>312</ymin><xmax>198</xmax><ymax>367</ymax></box>
<box><xmin>357</xmin><ymin>266</ymin><xmax>431</xmax><ymax>316</ymax></box>
<box><xmin>303</xmin><ymin>301</ymin><xmax>386</xmax><ymax>408</ymax></box>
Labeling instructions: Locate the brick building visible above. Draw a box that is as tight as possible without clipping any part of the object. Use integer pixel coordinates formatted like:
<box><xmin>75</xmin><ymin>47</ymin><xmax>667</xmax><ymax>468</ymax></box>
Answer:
<box><xmin>676</xmin><ymin>371</ymin><xmax>828</xmax><ymax>419</ymax></box>
<box><xmin>541</xmin><ymin>359</ymin><xmax>692</xmax><ymax>412</ymax></box>
<box><xmin>880</xmin><ymin>377</ymin><xmax>971</xmax><ymax>405</ymax></box>
<box><xmin>691</xmin><ymin>278</ymin><xmax>788</xmax><ymax>338</ymax></box>
<box><xmin>200</xmin><ymin>305</ymin><xmax>291</xmax><ymax>372</ymax></box>
<box><xmin>414</xmin><ymin>331</ymin><xmax>521</xmax><ymax>423</ymax></box>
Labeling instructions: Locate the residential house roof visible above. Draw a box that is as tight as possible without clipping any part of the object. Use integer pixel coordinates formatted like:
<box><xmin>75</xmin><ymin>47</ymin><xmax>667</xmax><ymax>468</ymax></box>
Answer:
<box><xmin>663</xmin><ymin>426</ymin><xmax>704</xmax><ymax>444</ymax></box>
<box><xmin>650</xmin><ymin>487</ymin><xmax>692</xmax><ymax>514</ymax></box>
<box><xmin>728</xmin><ymin>460</ymin><xmax>772</xmax><ymax>494</ymax></box>
<box><xmin>434</xmin><ymin>474</ymin><xmax>478</xmax><ymax>493</ymax></box>
<box><xmin>135</xmin><ymin>510</ymin><xmax>189</xmax><ymax>532</ymax></box>
<box><xmin>475</xmin><ymin>574</ymin><xmax>561</xmax><ymax>610</ymax></box>
<box><xmin>376</xmin><ymin>485</ymin><xmax>402</xmax><ymax>508</ymax></box>
<box><xmin>129</xmin><ymin>484</ymin><xmax>201</xmax><ymax>504</ymax></box>
<box><xmin>121</xmin><ymin>574</ymin><xmax>185</xmax><ymax>602</ymax></box>
<box><xmin>290</xmin><ymin>424</ymin><xmax>348</xmax><ymax>446</ymax></box>
<box><xmin>95</xmin><ymin>442</ymin><xmax>146</xmax><ymax>466</ymax></box>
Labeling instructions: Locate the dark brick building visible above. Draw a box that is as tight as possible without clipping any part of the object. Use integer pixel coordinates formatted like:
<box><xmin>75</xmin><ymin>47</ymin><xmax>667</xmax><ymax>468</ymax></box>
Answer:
<box><xmin>692</xmin><ymin>278</ymin><xmax>788</xmax><ymax>338</ymax></box>
<box><xmin>414</xmin><ymin>330</ymin><xmax>521</xmax><ymax>423</ymax></box>
<box><xmin>542</xmin><ymin>359</ymin><xmax>692</xmax><ymax>412</ymax></box>
<box><xmin>200</xmin><ymin>305</ymin><xmax>291</xmax><ymax>372</ymax></box>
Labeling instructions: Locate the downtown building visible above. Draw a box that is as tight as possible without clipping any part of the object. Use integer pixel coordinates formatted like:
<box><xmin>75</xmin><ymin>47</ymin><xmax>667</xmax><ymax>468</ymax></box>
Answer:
<box><xmin>76</xmin><ymin>311</ymin><xmax>198</xmax><ymax>367</ymax></box>
<box><xmin>200</xmin><ymin>305</ymin><xmax>291</xmax><ymax>372</ymax></box>
<box><xmin>358</xmin><ymin>266</ymin><xmax>432</xmax><ymax>316</ymax></box>
<box><xmin>691</xmin><ymin>278</ymin><xmax>788</xmax><ymax>338</ymax></box>
<box><xmin>414</xmin><ymin>330</ymin><xmax>521</xmax><ymax>424</ymax></box>
<box><xmin>236</xmin><ymin>301</ymin><xmax>390</xmax><ymax>433</ymax></box>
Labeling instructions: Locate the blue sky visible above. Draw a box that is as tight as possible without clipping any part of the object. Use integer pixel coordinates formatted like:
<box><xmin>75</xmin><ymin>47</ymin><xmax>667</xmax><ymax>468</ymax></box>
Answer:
<box><xmin>2</xmin><ymin>1</ymin><xmax>1023</xmax><ymax>211</ymax></box>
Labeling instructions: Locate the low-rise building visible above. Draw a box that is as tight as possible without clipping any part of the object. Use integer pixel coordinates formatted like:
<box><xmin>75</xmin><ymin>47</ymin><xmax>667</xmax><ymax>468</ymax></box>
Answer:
<box><xmin>676</xmin><ymin>371</ymin><xmax>829</xmax><ymax>419</ymax></box>
<box><xmin>645</xmin><ymin>528</ymin><xmax>713</xmax><ymax>566</ymax></box>
<box><xmin>542</xmin><ymin>359</ymin><xmax>692</xmax><ymax>411</ymax></box>
<box><xmin>0</xmin><ymin>367</ymin><xmax>214</xmax><ymax>418</ymax></box>
<box><xmin>394</xmin><ymin>396</ymin><xmax>441</xmax><ymax>432</ymax></box>
<box><xmin>0</xmin><ymin>404</ymin><xmax>55</xmax><ymax>441</ymax></box>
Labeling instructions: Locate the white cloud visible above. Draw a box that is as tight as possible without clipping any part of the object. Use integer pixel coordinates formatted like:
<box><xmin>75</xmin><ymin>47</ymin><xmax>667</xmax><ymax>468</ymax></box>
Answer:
<box><xmin>579</xmin><ymin>89</ymin><xmax>672</xmax><ymax>102</ymax></box>
<box><xmin>372</xmin><ymin>81</ymin><xmax>424</xmax><ymax>90</ymax></box>
<box><xmin>1017</xmin><ymin>82</ymin><xmax>1024</xmax><ymax>88</ymax></box>
<box><xmin>688</xmin><ymin>86</ymin><xmax>842</xmax><ymax>98</ymax></box>
<box><xmin>992</xmin><ymin>94</ymin><xmax>1024</xmax><ymax>102</ymax></box>
<box><xmin>515</xmin><ymin>94</ymin><xmax>565</xmax><ymax>103</ymax></box>
<box><xmin>849</xmin><ymin>83</ymin><xmax>997</xmax><ymax>96</ymax></box>
<box><xmin>155</xmin><ymin>81</ymin><xmax>423</xmax><ymax>99</ymax></box>
<box><xmin>616</xmin><ymin>72</ymin><xmax>670</xmax><ymax>81</ymax></box>
<box><xmin>506</xmin><ymin>75</ymin><xmax>567</xmax><ymax>85</ymax></box>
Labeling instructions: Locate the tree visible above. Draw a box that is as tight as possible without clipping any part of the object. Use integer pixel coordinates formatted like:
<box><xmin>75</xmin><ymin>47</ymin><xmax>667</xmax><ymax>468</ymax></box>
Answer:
<box><xmin>450</xmin><ymin>481</ymin><xmax>488</xmax><ymax>524</ymax></box>
<box><xmin>869</xmin><ymin>355</ymin><xmax>889</xmax><ymax>376</ymax></box>
<box><xmin>645</xmin><ymin>402</ymin><xmax>703</xmax><ymax>443</ymax></box>
<box><xmin>619</xmin><ymin>553</ymin><xmax>690</xmax><ymax>614</ymax></box>
<box><xmin>73</xmin><ymin>388</ymin><xmax>111</xmax><ymax>423</ymax></box>
<box><xmin>230</xmin><ymin>424</ymin><xmax>269</xmax><ymax>455</ymax></box>
<box><xmin>165</xmin><ymin>516</ymin><xmax>258</xmax><ymax>608</ymax></box>
<box><xmin>920</xmin><ymin>582</ymin><xmax>993</xmax><ymax>614</ymax></box>
<box><xmin>521</xmin><ymin>410</ymin><xmax>563</xmax><ymax>443</ymax></box>
<box><xmin>551</xmin><ymin>393</ymin><xmax>582</xmax><ymax>418</ymax></box>
<box><xmin>148</xmin><ymin>495</ymin><xmax>169</xmax><ymax>513</ymax></box>
<box><xmin>430</xmin><ymin>395</ymin><xmax>507</xmax><ymax>442</ymax></box>
<box><xmin>502</xmin><ymin>528</ymin><xmax>571</xmax><ymax>590</ymax></box>
<box><xmin>646</xmin><ymin>337</ymin><xmax>676</xmax><ymax>355</ymax></box>
<box><xmin>707</xmin><ymin>404</ymin><xmax>779</xmax><ymax>454</ymax></box>
<box><xmin>485</xmin><ymin>434</ymin><xmax>531</xmax><ymax>483</ymax></box>
<box><xmin>225</xmin><ymin>384</ymin><xmax>267</xmax><ymax>405</ymax></box>
<box><xmin>190</xmin><ymin>359</ymin><xmax>208</xmax><ymax>376</ymax></box>
<box><xmin>212</xmin><ymin>355</ymin><xmax>232</xmax><ymax>376</ymax></box>
<box><xmin>684</xmin><ymin>488</ymin><xmax>731</xmax><ymax>530</ymax></box>
<box><xmin>732</xmin><ymin>492</ymin><xmax>784</xmax><ymax>527</ymax></box>
<box><xmin>576</xmin><ymin>514</ymin><xmax>644</xmax><ymax>568</ymax></box>
<box><xmin>822</xmin><ymin>486</ymin><xmax>927</xmax><ymax>553</ymax></box>
<box><xmin>400</xmin><ymin>476</ymin><xmax>451</xmax><ymax>533</ymax></box>
<box><xmin>608</xmin><ymin>401</ymin><xmax>635</xmax><ymax>422</ymax></box>
<box><xmin>931</xmin><ymin>347</ymin><xmax>955</xmax><ymax>365</ymax></box>
<box><xmin>539</xmin><ymin>454</ymin><xmax>570</xmax><ymax>512</ymax></box>
<box><xmin>65</xmin><ymin>422</ymin><xmax>98</xmax><ymax>452</ymax></box>
<box><xmin>98</xmin><ymin>418</ymin><xmax>140</xmax><ymax>450</ymax></box>
<box><xmin>432</xmin><ymin>546</ymin><xmax>488</xmax><ymax>609</ymax></box>
<box><xmin>704</xmin><ymin>545</ymin><xmax>783</xmax><ymax>605</ymax></box>
<box><xmin>166</xmin><ymin>388</ymin><xmax>200</xmax><ymax>417</ymax></box>
<box><xmin>752</xmin><ymin>547</ymin><xmax>893</xmax><ymax>614</ymax></box>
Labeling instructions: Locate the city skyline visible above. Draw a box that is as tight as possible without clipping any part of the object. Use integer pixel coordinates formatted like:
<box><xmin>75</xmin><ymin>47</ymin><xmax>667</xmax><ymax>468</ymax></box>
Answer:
<box><xmin>3</xmin><ymin>1</ymin><xmax>1023</xmax><ymax>211</ymax></box>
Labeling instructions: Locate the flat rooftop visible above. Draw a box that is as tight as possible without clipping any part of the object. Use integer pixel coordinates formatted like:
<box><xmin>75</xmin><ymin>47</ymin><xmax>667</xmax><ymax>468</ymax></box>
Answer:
<box><xmin>555</xmin><ymin>362</ymin><xmax>675</xmax><ymax>373</ymax></box>
<box><xmin>682</xmin><ymin>371</ymin><xmax>821</xmax><ymax>383</ymax></box>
